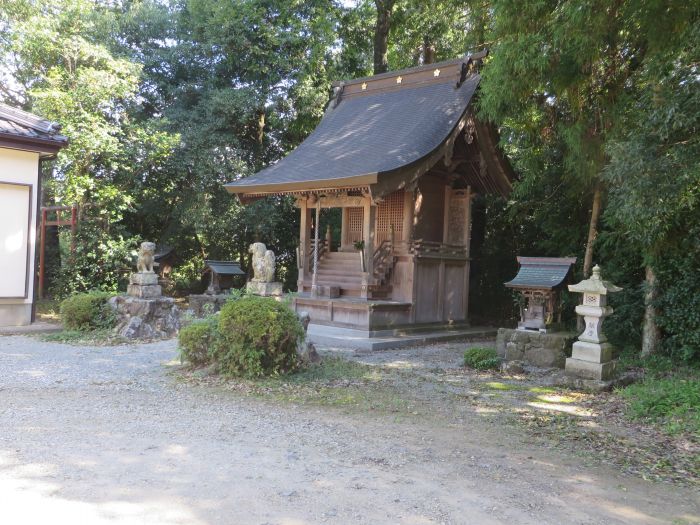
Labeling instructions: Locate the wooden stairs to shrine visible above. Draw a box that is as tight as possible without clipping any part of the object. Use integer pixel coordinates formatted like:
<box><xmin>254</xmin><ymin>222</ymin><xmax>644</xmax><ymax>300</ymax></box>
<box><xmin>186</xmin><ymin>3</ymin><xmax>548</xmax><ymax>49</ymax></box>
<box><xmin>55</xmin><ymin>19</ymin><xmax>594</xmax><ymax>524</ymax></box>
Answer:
<box><xmin>306</xmin><ymin>251</ymin><xmax>392</xmax><ymax>298</ymax></box>
<box><xmin>315</xmin><ymin>252</ymin><xmax>364</xmax><ymax>297</ymax></box>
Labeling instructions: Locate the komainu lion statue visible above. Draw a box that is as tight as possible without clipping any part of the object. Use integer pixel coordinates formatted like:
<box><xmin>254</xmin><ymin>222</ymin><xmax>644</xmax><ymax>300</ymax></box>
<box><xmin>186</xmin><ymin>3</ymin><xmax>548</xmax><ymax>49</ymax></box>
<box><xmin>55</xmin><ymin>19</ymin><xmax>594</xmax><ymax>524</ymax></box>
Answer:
<box><xmin>249</xmin><ymin>242</ymin><xmax>276</xmax><ymax>282</ymax></box>
<box><xmin>136</xmin><ymin>242</ymin><xmax>156</xmax><ymax>273</ymax></box>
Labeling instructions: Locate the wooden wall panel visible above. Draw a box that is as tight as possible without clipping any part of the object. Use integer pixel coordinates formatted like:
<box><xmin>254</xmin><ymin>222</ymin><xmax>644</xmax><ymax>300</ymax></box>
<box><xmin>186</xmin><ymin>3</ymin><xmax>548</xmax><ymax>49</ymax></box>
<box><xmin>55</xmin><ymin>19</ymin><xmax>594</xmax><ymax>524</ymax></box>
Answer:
<box><xmin>443</xmin><ymin>263</ymin><xmax>466</xmax><ymax>321</ymax></box>
<box><xmin>414</xmin><ymin>261</ymin><xmax>440</xmax><ymax>322</ymax></box>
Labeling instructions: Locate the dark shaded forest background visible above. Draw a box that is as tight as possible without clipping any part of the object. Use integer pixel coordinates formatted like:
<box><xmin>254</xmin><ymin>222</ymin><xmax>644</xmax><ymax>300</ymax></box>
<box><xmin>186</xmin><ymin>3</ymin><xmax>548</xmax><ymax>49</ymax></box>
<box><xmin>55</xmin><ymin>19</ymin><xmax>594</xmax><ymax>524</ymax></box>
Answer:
<box><xmin>0</xmin><ymin>0</ymin><xmax>697</xmax><ymax>362</ymax></box>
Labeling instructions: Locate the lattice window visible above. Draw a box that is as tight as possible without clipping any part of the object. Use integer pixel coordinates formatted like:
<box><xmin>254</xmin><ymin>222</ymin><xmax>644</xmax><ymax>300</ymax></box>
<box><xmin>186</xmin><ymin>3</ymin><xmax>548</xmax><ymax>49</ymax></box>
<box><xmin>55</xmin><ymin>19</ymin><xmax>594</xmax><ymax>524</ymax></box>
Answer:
<box><xmin>376</xmin><ymin>190</ymin><xmax>405</xmax><ymax>244</ymax></box>
<box><xmin>346</xmin><ymin>207</ymin><xmax>363</xmax><ymax>245</ymax></box>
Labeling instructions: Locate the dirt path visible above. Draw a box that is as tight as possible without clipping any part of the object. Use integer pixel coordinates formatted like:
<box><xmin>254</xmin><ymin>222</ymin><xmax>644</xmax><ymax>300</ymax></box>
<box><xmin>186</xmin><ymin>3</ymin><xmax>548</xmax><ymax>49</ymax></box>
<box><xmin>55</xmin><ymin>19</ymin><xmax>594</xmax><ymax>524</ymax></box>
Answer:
<box><xmin>0</xmin><ymin>335</ymin><xmax>698</xmax><ymax>525</ymax></box>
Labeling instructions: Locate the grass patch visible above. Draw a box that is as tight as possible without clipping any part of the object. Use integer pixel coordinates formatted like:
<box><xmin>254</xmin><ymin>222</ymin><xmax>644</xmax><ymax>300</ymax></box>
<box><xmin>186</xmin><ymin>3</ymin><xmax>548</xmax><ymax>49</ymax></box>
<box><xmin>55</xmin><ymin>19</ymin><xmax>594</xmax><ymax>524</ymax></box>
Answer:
<box><xmin>482</xmin><ymin>381</ymin><xmax>521</xmax><ymax>391</ymax></box>
<box><xmin>41</xmin><ymin>328</ymin><xmax>127</xmax><ymax>346</ymax></box>
<box><xmin>619</xmin><ymin>377</ymin><xmax>700</xmax><ymax>436</ymax></box>
<box><xmin>204</xmin><ymin>357</ymin><xmax>418</xmax><ymax>417</ymax></box>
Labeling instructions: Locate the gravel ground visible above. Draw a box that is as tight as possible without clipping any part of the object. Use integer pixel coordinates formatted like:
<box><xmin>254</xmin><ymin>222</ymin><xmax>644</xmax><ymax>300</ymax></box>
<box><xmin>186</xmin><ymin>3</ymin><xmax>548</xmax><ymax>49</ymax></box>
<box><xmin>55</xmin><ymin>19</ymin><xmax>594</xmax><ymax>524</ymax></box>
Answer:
<box><xmin>0</xmin><ymin>335</ymin><xmax>698</xmax><ymax>525</ymax></box>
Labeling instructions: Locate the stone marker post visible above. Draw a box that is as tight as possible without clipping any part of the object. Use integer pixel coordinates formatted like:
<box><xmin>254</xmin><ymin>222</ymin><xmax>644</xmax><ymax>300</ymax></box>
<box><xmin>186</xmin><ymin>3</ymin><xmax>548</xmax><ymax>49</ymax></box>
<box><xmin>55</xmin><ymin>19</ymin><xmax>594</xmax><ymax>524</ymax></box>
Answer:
<box><xmin>566</xmin><ymin>264</ymin><xmax>621</xmax><ymax>380</ymax></box>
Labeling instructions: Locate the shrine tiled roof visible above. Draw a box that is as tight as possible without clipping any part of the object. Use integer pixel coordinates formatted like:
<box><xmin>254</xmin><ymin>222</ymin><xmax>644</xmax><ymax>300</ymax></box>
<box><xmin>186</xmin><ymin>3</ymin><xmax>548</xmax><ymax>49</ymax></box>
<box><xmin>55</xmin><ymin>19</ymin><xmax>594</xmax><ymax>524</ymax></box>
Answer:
<box><xmin>0</xmin><ymin>103</ymin><xmax>67</xmax><ymax>154</ymax></box>
<box><xmin>225</xmin><ymin>55</ymin><xmax>513</xmax><ymax>199</ymax></box>
<box><xmin>505</xmin><ymin>257</ymin><xmax>577</xmax><ymax>290</ymax></box>
<box><xmin>204</xmin><ymin>260</ymin><xmax>245</xmax><ymax>276</ymax></box>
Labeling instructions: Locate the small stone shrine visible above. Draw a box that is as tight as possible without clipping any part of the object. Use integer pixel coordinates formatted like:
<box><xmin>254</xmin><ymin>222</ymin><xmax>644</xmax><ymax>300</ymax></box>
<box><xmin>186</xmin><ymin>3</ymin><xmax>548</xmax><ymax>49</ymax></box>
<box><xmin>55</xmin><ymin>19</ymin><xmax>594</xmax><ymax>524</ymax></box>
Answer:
<box><xmin>187</xmin><ymin>260</ymin><xmax>246</xmax><ymax>317</ymax></box>
<box><xmin>505</xmin><ymin>257</ymin><xmax>577</xmax><ymax>331</ymax></box>
<box><xmin>246</xmin><ymin>242</ymin><xmax>283</xmax><ymax>297</ymax></box>
<box><xmin>497</xmin><ymin>257</ymin><xmax>577</xmax><ymax>369</ymax></box>
<box><xmin>109</xmin><ymin>242</ymin><xmax>180</xmax><ymax>339</ymax></box>
<box><xmin>204</xmin><ymin>260</ymin><xmax>245</xmax><ymax>294</ymax></box>
<box><xmin>565</xmin><ymin>264</ymin><xmax>621</xmax><ymax>381</ymax></box>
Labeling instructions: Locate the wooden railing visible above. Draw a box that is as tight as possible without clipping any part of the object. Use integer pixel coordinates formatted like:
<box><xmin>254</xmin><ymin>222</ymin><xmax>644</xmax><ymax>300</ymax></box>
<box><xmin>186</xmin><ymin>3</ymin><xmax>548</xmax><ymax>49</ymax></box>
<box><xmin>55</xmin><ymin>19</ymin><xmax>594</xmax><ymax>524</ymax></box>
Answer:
<box><xmin>411</xmin><ymin>240</ymin><xmax>468</xmax><ymax>259</ymax></box>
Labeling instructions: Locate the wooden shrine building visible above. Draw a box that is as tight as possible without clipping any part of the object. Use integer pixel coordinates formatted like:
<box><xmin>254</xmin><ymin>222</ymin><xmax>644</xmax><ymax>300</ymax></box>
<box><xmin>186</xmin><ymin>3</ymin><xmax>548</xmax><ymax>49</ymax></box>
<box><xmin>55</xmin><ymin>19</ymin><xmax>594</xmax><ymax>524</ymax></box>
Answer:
<box><xmin>226</xmin><ymin>54</ymin><xmax>514</xmax><ymax>333</ymax></box>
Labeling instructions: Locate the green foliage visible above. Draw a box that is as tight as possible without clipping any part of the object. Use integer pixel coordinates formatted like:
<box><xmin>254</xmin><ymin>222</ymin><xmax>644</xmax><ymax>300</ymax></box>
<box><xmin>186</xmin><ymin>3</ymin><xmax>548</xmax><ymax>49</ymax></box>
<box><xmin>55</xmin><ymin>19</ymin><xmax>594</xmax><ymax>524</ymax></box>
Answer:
<box><xmin>212</xmin><ymin>296</ymin><xmax>304</xmax><ymax>378</ymax></box>
<box><xmin>621</xmin><ymin>378</ymin><xmax>700</xmax><ymax>437</ymax></box>
<box><xmin>59</xmin><ymin>291</ymin><xmax>116</xmax><ymax>331</ymax></box>
<box><xmin>463</xmin><ymin>347</ymin><xmax>500</xmax><ymax>371</ymax></box>
<box><xmin>655</xmin><ymin>247</ymin><xmax>700</xmax><ymax>363</ymax></box>
<box><xmin>178</xmin><ymin>317</ymin><xmax>219</xmax><ymax>367</ymax></box>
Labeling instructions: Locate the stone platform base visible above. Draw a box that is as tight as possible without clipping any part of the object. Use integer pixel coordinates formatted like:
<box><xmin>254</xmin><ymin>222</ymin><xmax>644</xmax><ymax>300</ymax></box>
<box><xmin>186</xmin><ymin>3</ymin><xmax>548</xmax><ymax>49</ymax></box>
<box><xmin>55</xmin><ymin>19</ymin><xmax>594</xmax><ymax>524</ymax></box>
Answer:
<box><xmin>109</xmin><ymin>296</ymin><xmax>180</xmax><ymax>339</ymax></box>
<box><xmin>565</xmin><ymin>357</ymin><xmax>616</xmax><ymax>381</ymax></box>
<box><xmin>247</xmin><ymin>281</ymin><xmax>283</xmax><ymax>297</ymax></box>
<box><xmin>496</xmin><ymin>328</ymin><xmax>576</xmax><ymax>368</ymax></box>
<box><xmin>188</xmin><ymin>294</ymin><xmax>230</xmax><ymax>317</ymax></box>
<box><xmin>127</xmin><ymin>272</ymin><xmax>162</xmax><ymax>298</ymax></box>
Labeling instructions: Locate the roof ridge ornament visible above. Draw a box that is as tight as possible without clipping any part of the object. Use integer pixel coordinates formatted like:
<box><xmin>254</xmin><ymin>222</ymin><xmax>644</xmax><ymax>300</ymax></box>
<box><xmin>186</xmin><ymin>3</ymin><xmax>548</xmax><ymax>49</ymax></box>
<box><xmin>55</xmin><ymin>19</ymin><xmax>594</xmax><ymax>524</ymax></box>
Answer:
<box><xmin>332</xmin><ymin>82</ymin><xmax>346</xmax><ymax>108</ymax></box>
<box><xmin>456</xmin><ymin>49</ymin><xmax>489</xmax><ymax>89</ymax></box>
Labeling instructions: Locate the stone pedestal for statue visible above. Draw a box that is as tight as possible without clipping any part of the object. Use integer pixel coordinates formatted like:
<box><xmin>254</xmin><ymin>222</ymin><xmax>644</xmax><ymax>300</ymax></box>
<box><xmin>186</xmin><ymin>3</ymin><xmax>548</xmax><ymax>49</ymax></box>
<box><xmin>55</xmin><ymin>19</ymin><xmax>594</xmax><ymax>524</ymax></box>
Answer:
<box><xmin>246</xmin><ymin>280</ymin><xmax>283</xmax><ymax>297</ymax></box>
<box><xmin>127</xmin><ymin>272</ymin><xmax>162</xmax><ymax>298</ymax></box>
<box><xmin>246</xmin><ymin>242</ymin><xmax>283</xmax><ymax>297</ymax></box>
<box><xmin>565</xmin><ymin>265</ymin><xmax>621</xmax><ymax>381</ymax></box>
<box><xmin>109</xmin><ymin>242</ymin><xmax>180</xmax><ymax>339</ymax></box>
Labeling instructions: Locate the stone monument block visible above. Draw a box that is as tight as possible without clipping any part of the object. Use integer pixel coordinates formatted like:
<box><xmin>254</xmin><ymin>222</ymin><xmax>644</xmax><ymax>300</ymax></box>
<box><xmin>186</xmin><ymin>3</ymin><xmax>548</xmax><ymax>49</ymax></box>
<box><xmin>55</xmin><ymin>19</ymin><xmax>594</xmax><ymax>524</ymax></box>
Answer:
<box><xmin>246</xmin><ymin>281</ymin><xmax>283</xmax><ymax>297</ymax></box>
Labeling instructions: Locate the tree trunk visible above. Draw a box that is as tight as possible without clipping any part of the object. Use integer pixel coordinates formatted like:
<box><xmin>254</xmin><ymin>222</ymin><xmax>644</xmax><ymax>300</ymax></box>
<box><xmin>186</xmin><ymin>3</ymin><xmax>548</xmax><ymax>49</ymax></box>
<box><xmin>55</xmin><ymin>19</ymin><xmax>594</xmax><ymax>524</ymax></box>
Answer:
<box><xmin>641</xmin><ymin>265</ymin><xmax>661</xmax><ymax>357</ymax></box>
<box><xmin>582</xmin><ymin>181</ymin><xmax>603</xmax><ymax>277</ymax></box>
<box><xmin>422</xmin><ymin>37</ymin><xmax>436</xmax><ymax>64</ymax></box>
<box><xmin>373</xmin><ymin>0</ymin><xmax>395</xmax><ymax>74</ymax></box>
<box><xmin>256</xmin><ymin>110</ymin><xmax>265</xmax><ymax>145</ymax></box>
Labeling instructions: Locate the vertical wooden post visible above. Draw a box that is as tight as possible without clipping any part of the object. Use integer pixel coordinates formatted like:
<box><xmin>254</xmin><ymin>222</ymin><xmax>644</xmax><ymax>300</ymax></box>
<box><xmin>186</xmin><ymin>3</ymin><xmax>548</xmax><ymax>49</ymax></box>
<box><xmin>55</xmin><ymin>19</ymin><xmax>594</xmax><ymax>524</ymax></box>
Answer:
<box><xmin>340</xmin><ymin>207</ymin><xmax>349</xmax><ymax>250</ymax></box>
<box><xmin>298</xmin><ymin>198</ymin><xmax>309</xmax><ymax>292</ymax></box>
<box><xmin>402</xmin><ymin>189</ymin><xmax>413</xmax><ymax>248</ymax></box>
<box><xmin>311</xmin><ymin>198</ymin><xmax>321</xmax><ymax>296</ymax></box>
<box><xmin>362</xmin><ymin>198</ymin><xmax>376</xmax><ymax>298</ymax></box>
<box><xmin>463</xmin><ymin>186</ymin><xmax>473</xmax><ymax>323</ymax></box>
<box><xmin>325</xmin><ymin>224</ymin><xmax>332</xmax><ymax>252</ymax></box>
<box><xmin>38</xmin><ymin>208</ymin><xmax>47</xmax><ymax>299</ymax></box>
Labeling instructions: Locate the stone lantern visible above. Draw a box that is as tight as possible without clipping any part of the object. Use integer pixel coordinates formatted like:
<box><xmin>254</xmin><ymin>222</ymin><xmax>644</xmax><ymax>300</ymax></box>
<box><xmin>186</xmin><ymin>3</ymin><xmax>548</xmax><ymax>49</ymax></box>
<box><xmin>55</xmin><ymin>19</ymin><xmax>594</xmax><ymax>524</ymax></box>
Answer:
<box><xmin>565</xmin><ymin>264</ymin><xmax>622</xmax><ymax>380</ymax></box>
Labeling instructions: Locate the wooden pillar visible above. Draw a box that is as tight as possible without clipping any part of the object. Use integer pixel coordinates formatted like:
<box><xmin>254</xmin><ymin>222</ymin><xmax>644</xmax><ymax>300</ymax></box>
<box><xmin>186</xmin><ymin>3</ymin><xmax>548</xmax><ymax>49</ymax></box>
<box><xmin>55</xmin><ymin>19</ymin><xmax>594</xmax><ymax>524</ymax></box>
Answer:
<box><xmin>437</xmin><ymin>186</ymin><xmax>452</xmax><ymax>320</ymax></box>
<box><xmin>361</xmin><ymin>198</ymin><xmax>376</xmax><ymax>298</ymax></box>
<box><xmin>463</xmin><ymin>186</ymin><xmax>473</xmax><ymax>322</ymax></box>
<box><xmin>340</xmin><ymin>207</ymin><xmax>349</xmax><ymax>251</ymax></box>
<box><xmin>298</xmin><ymin>198</ymin><xmax>311</xmax><ymax>291</ymax></box>
<box><xmin>311</xmin><ymin>198</ymin><xmax>321</xmax><ymax>296</ymax></box>
<box><xmin>402</xmin><ymin>189</ymin><xmax>413</xmax><ymax>248</ymax></box>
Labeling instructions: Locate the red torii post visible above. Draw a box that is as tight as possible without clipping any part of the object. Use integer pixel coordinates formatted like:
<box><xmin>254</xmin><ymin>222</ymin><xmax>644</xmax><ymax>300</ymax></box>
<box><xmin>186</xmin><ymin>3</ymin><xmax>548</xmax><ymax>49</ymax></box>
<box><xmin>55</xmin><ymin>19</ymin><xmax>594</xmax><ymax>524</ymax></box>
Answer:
<box><xmin>38</xmin><ymin>205</ymin><xmax>78</xmax><ymax>299</ymax></box>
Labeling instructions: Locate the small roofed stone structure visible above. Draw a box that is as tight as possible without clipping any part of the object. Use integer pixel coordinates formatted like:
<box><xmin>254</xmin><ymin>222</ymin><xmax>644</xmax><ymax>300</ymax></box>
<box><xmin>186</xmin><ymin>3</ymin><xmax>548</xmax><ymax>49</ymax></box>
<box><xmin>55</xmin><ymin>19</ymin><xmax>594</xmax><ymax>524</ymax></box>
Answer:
<box><xmin>225</xmin><ymin>52</ymin><xmax>514</xmax><ymax>332</ymax></box>
<box><xmin>204</xmin><ymin>260</ymin><xmax>245</xmax><ymax>294</ymax></box>
<box><xmin>505</xmin><ymin>257</ymin><xmax>577</xmax><ymax>331</ymax></box>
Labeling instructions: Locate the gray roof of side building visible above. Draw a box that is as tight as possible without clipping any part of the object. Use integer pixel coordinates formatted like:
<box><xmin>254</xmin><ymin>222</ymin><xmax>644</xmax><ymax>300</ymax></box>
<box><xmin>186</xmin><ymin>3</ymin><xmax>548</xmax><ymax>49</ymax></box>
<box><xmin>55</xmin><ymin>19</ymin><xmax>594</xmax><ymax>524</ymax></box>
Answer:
<box><xmin>505</xmin><ymin>257</ymin><xmax>578</xmax><ymax>290</ymax></box>
<box><xmin>204</xmin><ymin>260</ymin><xmax>246</xmax><ymax>276</ymax></box>
<box><xmin>224</xmin><ymin>56</ymin><xmax>500</xmax><ymax>198</ymax></box>
<box><xmin>0</xmin><ymin>102</ymin><xmax>68</xmax><ymax>154</ymax></box>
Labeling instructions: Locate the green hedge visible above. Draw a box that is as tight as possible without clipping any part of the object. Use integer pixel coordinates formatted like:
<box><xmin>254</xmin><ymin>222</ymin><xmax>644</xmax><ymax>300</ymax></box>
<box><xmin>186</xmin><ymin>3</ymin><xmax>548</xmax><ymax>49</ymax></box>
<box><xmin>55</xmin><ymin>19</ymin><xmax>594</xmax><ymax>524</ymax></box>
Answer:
<box><xmin>60</xmin><ymin>291</ymin><xmax>116</xmax><ymax>331</ymax></box>
<box><xmin>178</xmin><ymin>296</ymin><xmax>304</xmax><ymax>378</ymax></box>
<box><xmin>178</xmin><ymin>317</ymin><xmax>218</xmax><ymax>366</ymax></box>
<box><xmin>464</xmin><ymin>347</ymin><xmax>501</xmax><ymax>370</ymax></box>
<box><xmin>213</xmin><ymin>296</ymin><xmax>304</xmax><ymax>377</ymax></box>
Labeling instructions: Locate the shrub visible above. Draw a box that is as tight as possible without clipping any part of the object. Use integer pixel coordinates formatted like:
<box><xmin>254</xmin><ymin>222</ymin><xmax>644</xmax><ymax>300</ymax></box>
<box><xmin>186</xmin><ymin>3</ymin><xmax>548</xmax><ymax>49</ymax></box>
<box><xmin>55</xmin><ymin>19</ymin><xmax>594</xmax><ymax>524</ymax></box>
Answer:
<box><xmin>60</xmin><ymin>291</ymin><xmax>116</xmax><ymax>331</ymax></box>
<box><xmin>213</xmin><ymin>296</ymin><xmax>304</xmax><ymax>378</ymax></box>
<box><xmin>464</xmin><ymin>347</ymin><xmax>501</xmax><ymax>370</ymax></box>
<box><xmin>178</xmin><ymin>317</ymin><xmax>219</xmax><ymax>366</ymax></box>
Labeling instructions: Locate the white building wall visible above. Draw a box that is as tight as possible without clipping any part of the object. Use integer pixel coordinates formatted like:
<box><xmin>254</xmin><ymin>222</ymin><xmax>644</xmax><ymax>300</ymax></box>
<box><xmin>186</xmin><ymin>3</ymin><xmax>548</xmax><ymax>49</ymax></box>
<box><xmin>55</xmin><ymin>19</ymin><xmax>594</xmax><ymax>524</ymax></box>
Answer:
<box><xmin>0</xmin><ymin>147</ymin><xmax>40</xmax><ymax>326</ymax></box>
